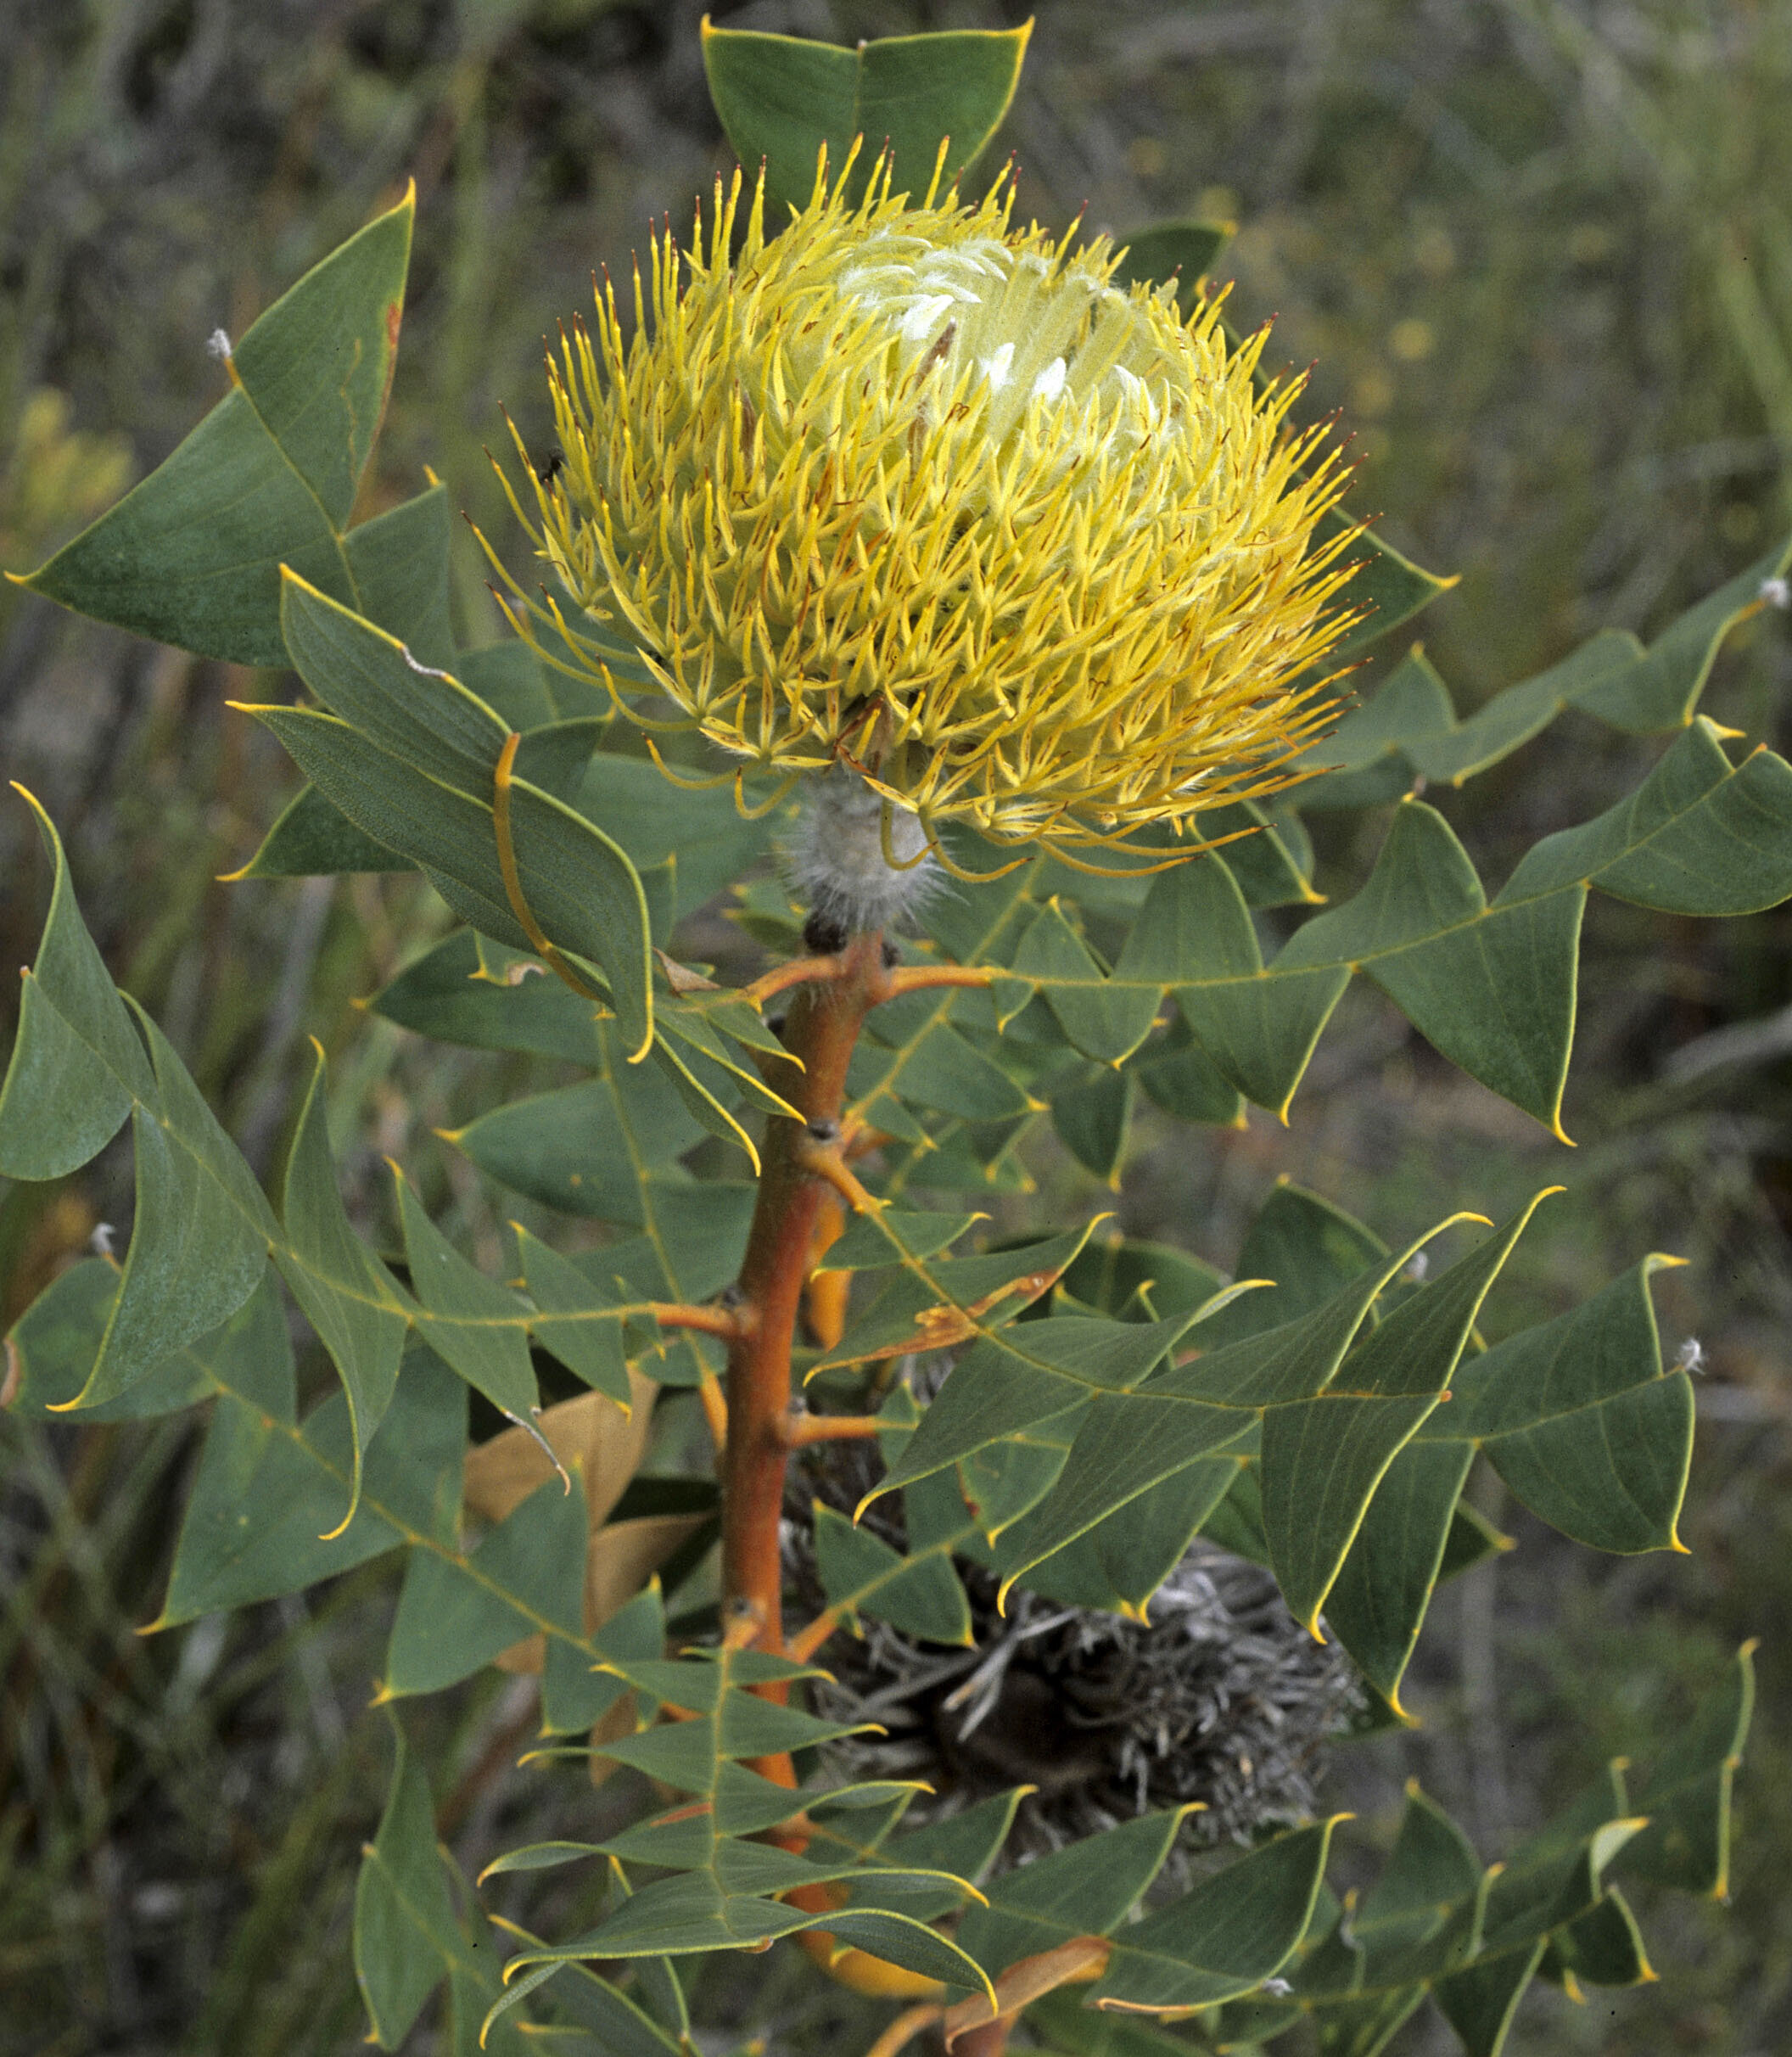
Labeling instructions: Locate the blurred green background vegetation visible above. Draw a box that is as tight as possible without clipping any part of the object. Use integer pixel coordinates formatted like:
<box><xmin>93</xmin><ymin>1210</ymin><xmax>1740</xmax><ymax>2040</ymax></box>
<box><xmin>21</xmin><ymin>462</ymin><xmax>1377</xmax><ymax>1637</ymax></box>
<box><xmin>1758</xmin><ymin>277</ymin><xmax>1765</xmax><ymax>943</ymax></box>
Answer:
<box><xmin>3</xmin><ymin>2</ymin><xmax>1792</xmax><ymax>2051</ymax></box>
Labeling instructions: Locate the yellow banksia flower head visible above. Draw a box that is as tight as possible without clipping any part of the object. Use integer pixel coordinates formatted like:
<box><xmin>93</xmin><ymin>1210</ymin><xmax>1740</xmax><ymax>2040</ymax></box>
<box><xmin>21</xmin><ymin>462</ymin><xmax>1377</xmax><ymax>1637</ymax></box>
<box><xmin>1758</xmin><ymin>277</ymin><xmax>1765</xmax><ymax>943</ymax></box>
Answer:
<box><xmin>504</xmin><ymin>146</ymin><xmax>1359</xmax><ymax>882</ymax></box>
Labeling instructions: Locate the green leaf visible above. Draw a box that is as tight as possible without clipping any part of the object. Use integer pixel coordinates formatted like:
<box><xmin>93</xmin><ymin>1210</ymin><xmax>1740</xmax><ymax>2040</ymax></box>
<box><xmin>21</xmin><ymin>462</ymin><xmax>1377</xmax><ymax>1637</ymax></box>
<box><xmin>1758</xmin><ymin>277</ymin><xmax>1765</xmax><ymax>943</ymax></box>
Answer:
<box><xmin>512</xmin><ymin>1226</ymin><xmax>635</xmax><ymax>1410</ymax></box>
<box><xmin>1319</xmin><ymin>1438</ymin><xmax>1476</xmax><ymax>1709</ymax></box>
<box><xmin>250</xmin><ymin>704</ymin><xmax>528</xmax><ymax>944</ymax></box>
<box><xmin>2</xmin><ymin>1258</ymin><xmax>215</xmax><ymax>1420</ymax></box>
<box><xmin>372</xmin><ymin>928</ymin><xmax>608</xmax><ymax>1062</ymax></box>
<box><xmin>1422</xmin><ymin>1256</ymin><xmax>1692</xmax><ymax>1553</ymax></box>
<box><xmin>1112</xmin><ymin>221</ymin><xmax>1232</xmax><ymax>316</ymax></box>
<box><xmin>812</xmin><ymin>1222</ymin><xmax>1097</xmax><ymax>1372</ymax></box>
<box><xmin>449</xmin><ymin>1071</ymin><xmax>703</xmax><ymax>1227</ymax></box>
<box><xmin>701</xmin><ymin>21</ymin><xmax>1030</xmax><ymax>217</ymax></box>
<box><xmin>1619</xmin><ymin>1643</ymin><xmax>1755</xmax><ymax>1896</ymax></box>
<box><xmin>1060</xmin><ymin>1235</ymin><xmax>1226</xmax><ymax>1325</ymax></box>
<box><xmin>279</xmin><ymin>570</ymin><xmax>511</xmax><ymax>793</ymax></box>
<box><xmin>355</xmin><ymin>1714</ymin><xmax>526</xmax><ymax>2052</ymax></box>
<box><xmin>1050</xmin><ymin>1066</ymin><xmax>1134</xmax><ymax>1185</ymax></box>
<box><xmin>236</xmin><ymin>780</ymin><xmax>406</xmax><ymax>878</ymax></box>
<box><xmin>958</xmin><ymin>1812</ymin><xmax>1189</xmax><ymax>1979</ymax></box>
<box><xmin>1277</xmin><ymin>803</ymin><xmax>1582</xmax><ymax>1136</ymax></box>
<box><xmin>1296</xmin><ymin>647</ymin><xmax>1455</xmax><ymax>810</ymax></box>
<box><xmin>71</xmin><ymin>1001</ymin><xmax>271</xmax><ymax>1410</ymax></box>
<box><xmin>274</xmin><ymin>1046</ymin><xmax>412</xmax><ymax>1514</ymax></box>
<box><xmin>355</xmin><ymin>1717</ymin><xmax>462</xmax><ymax>2049</ymax></box>
<box><xmin>1260</xmin><ymin>1193</ymin><xmax>1551</xmax><ymax>1634</ymax></box>
<box><xmin>155</xmin><ymin>1337</ymin><xmax>463</xmax><ymax>1628</ymax></box>
<box><xmin>995</xmin><ymin>1237</ymin><xmax>1419</xmax><ymax>1595</ymax></box>
<box><xmin>1164</xmin><ymin>855</ymin><xmax>1349</xmax><ymax>1119</ymax></box>
<box><xmin>1197</xmin><ymin>1180</ymin><xmax>1387</xmax><ymax>1348</ymax></box>
<box><xmin>1317</xmin><ymin>511</ymin><xmax>1458</xmax><ymax>670</ymax></box>
<box><xmin>1347</xmin><ymin>535</ymin><xmax>1792</xmax><ymax>790</ymax></box>
<box><xmin>342</xmin><ymin>482</ymin><xmax>455</xmax><ymax>670</ymax></box>
<box><xmin>1432</xmin><ymin>1942</ymin><xmax>1546</xmax><ymax>2057</ymax></box>
<box><xmin>392</xmin><ymin>1163</ymin><xmax>539</xmax><ymax>1419</ymax></box>
<box><xmin>384</xmin><ymin>1472</ymin><xmax>588</xmax><ymax>1697</ymax></box>
<box><xmin>0</xmin><ymin>787</ymin><xmax>154</xmax><ymax>1180</ymax></box>
<box><xmin>871</xmin><ymin>1312</ymin><xmax>1202</xmax><ymax>1503</ymax></box>
<box><xmin>811</xmin><ymin>1502</ymin><xmax>973</xmax><ymax>1644</ymax></box>
<box><xmin>1541</xmin><ymin>1886</ymin><xmax>1652</xmax><ymax>1990</ymax></box>
<box><xmin>21</xmin><ymin>192</ymin><xmax>415</xmax><ymax>664</ymax></box>
<box><xmin>1351</xmin><ymin>1784</ymin><xmax>1482</xmax><ymax>1988</ymax></box>
<box><xmin>852</xmin><ymin>1017</ymin><xmax>1039</xmax><ymax>1124</ymax></box>
<box><xmin>1092</xmin><ymin>1820</ymin><xmax>1342</xmax><ymax>2012</ymax></box>
<box><xmin>1498</xmin><ymin>718</ymin><xmax>1792</xmax><ymax>916</ymax></box>
<box><xmin>274</xmin><ymin>576</ymin><xmax>655</xmax><ymax>1057</ymax></box>
<box><xmin>1016</xmin><ymin>901</ymin><xmax>1163</xmax><ymax>1065</ymax></box>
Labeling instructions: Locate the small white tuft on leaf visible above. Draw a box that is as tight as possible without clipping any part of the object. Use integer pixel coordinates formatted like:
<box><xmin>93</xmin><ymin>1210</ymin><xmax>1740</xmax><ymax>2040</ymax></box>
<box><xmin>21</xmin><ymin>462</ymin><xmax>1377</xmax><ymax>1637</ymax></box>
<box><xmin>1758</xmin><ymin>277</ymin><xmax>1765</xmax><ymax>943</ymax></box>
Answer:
<box><xmin>1676</xmin><ymin>1337</ymin><xmax>1706</xmax><ymax>1376</ymax></box>
<box><xmin>205</xmin><ymin>328</ymin><xmax>233</xmax><ymax>361</ymax></box>
<box><xmin>784</xmin><ymin>769</ymin><xmax>939</xmax><ymax>937</ymax></box>
<box><xmin>1761</xmin><ymin>576</ymin><xmax>1790</xmax><ymax>610</ymax></box>
<box><xmin>90</xmin><ymin>1222</ymin><xmax>116</xmax><ymax>1257</ymax></box>
<box><xmin>1403</xmin><ymin>1250</ymin><xmax>1430</xmax><ymax>1283</ymax></box>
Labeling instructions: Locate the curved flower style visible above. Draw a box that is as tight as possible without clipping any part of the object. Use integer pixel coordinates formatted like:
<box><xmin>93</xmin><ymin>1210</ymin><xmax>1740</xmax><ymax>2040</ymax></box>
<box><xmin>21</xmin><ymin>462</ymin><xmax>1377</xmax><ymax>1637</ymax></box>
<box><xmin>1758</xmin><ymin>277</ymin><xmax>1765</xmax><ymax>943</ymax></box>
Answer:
<box><xmin>502</xmin><ymin>149</ymin><xmax>1361</xmax><ymax>866</ymax></box>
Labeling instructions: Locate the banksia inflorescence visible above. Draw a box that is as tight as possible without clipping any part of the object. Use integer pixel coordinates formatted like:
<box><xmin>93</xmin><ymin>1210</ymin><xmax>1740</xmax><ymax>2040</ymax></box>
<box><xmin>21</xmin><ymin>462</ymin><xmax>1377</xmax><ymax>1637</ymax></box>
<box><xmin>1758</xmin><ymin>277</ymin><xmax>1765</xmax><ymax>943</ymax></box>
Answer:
<box><xmin>501</xmin><ymin>147</ymin><xmax>1360</xmax><ymax>913</ymax></box>
<box><xmin>786</xmin><ymin>1438</ymin><xmax>1360</xmax><ymax>1868</ymax></box>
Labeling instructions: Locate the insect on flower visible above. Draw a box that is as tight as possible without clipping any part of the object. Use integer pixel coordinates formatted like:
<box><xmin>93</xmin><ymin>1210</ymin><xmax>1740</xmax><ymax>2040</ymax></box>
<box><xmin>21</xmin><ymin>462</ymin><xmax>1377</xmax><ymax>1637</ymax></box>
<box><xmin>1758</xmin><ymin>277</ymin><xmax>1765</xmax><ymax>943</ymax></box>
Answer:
<box><xmin>493</xmin><ymin>143</ymin><xmax>1364</xmax><ymax>881</ymax></box>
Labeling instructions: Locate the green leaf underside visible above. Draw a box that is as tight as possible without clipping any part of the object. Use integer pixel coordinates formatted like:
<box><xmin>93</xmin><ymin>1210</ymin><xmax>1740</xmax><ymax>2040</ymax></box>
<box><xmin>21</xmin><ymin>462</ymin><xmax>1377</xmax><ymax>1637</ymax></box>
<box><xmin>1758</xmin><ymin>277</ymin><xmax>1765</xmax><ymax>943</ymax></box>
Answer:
<box><xmin>701</xmin><ymin>22</ymin><xmax>1030</xmax><ymax>216</ymax></box>
<box><xmin>23</xmin><ymin>194</ymin><xmax>424</xmax><ymax>667</ymax></box>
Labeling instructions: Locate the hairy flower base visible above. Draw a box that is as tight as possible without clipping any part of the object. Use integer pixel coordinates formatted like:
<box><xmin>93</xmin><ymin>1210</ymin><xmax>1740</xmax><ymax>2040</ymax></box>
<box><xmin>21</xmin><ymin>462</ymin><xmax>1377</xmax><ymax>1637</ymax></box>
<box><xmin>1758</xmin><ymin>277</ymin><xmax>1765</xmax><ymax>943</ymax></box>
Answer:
<box><xmin>498</xmin><ymin>149</ymin><xmax>1363</xmax><ymax>860</ymax></box>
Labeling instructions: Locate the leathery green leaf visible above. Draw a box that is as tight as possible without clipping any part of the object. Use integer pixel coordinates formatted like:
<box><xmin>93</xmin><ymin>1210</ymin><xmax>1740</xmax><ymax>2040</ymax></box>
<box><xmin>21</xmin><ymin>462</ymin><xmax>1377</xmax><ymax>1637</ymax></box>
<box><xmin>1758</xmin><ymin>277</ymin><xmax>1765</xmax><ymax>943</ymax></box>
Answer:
<box><xmin>277</xmin><ymin>577</ymin><xmax>655</xmax><ymax>1054</ymax></box>
<box><xmin>994</xmin><ymin>1237</ymin><xmax>1420</xmax><ymax>1596</ymax></box>
<box><xmin>0</xmin><ymin>788</ymin><xmax>152</xmax><ymax>1179</ymax></box>
<box><xmin>67</xmin><ymin>1001</ymin><xmax>271</xmax><ymax>1411</ymax></box>
<box><xmin>812</xmin><ymin>1502</ymin><xmax>974</xmax><ymax>1644</ymax></box>
<box><xmin>22</xmin><ymin>191</ymin><xmax>413</xmax><ymax>664</ymax></box>
<box><xmin>1316</xmin><ymin>511</ymin><xmax>1458</xmax><ymax>668</ymax></box>
<box><xmin>391</xmin><ymin>1165</ymin><xmax>538</xmax><ymax>1420</ymax></box>
<box><xmin>1423</xmin><ymin>1256</ymin><xmax>1692</xmax><ymax>1553</ymax></box>
<box><xmin>237</xmin><ymin>779</ymin><xmax>406</xmax><ymax>878</ymax></box>
<box><xmin>957</xmin><ymin>1811</ymin><xmax>1189</xmax><ymax>1978</ymax></box>
<box><xmin>701</xmin><ymin>20</ymin><xmax>1030</xmax><ymax>216</ymax></box>
<box><xmin>1112</xmin><ymin>220</ymin><xmax>1232</xmax><ymax>316</ymax></box>
<box><xmin>1278</xmin><ymin>804</ymin><xmax>1582</xmax><ymax>1136</ymax></box>
<box><xmin>155</xmin><ymin>1342</ymin><xmax>464</xmax><ymax>1629</ymax></box>
<box><xmin>279</xmin><ymin>572</ymin><xmax>509</xmax><ymax>796</ymax></box>
<box><xmin>1260</xmin><ymin>1192</ymin><xmax>1552</xmax><ymax>1635</ymax></box>
<box><xmin>1498</xmin><ymin>718</ymin><xmax>1792</xmax><ymax>916</ymax></box>
<box><xmin>1092</xmin><ymin>1820</ymin><xmax>1342</xmax><ymax>2013</ymax></box>
<box><xmin>1165</xmin><ymin>853</ymin><xmax>1349</xmax><ymax>1118</ymax></box>
<box><xmin>274</xmin><ymin>1046</ymin><xmax>411</xmax><ymax>1522</ymax></box>
<box><xmin>1619</xmin><ymin>1642</ymin><xmax>1755</xmax><ymax>1897</ymax></box>
<box><xmin>355</xmin><ymin>1717</ymin><xmax>460</xmax><ymax>2049</ymax></box>
<box><xmin>2</xmin><ymin>1258</ymin><xmax>216</xmax><ymax>1421</ymax></box>
<box><xmin>354</xmin><ymin>1713</ymin><xmax>525</xmax><ymax>2052</ymax></box>
<box><xmin>383</xmin><ymin>1471</ymin><xmax>586</xmax><ymax>1698</ymax></box>
<box><xmin>1320</xmin><ymin>1438</ymin><xmax>1476</xmax><ymax>1711</ymax></box>
<box><xmin>370</xmin><ymin>928</ymin><xmax>608</xmax><ymax>1064</ymax></box>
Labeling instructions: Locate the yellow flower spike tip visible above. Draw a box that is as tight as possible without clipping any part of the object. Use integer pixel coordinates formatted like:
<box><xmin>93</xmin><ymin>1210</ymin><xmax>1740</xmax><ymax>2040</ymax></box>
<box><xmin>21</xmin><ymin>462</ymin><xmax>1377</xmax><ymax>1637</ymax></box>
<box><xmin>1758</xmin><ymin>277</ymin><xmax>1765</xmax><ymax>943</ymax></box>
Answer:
<box><xmin>504</xmin><ymin>143</ymin><xmax>1362</xmax><ymax>902</ymax></box>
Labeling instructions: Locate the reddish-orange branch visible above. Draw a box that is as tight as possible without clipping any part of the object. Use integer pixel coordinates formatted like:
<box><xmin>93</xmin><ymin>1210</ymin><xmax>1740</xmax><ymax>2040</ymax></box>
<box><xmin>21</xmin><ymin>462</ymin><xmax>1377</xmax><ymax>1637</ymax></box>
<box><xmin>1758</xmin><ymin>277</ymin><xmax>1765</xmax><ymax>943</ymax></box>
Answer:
<box><xmin>721</xmin><ymin>931</ymin><xmax>889</xmax><ymax>1667</ymax></box>
<box><xmin>781</xmin><ymin>1412</ymin><xmax>884</xmax><ymax>1447</ymax></box>
<box><xmin>651</xmin><ymin>1301</ymin><xmax>748</xmax><ymax>1342</ymax></box>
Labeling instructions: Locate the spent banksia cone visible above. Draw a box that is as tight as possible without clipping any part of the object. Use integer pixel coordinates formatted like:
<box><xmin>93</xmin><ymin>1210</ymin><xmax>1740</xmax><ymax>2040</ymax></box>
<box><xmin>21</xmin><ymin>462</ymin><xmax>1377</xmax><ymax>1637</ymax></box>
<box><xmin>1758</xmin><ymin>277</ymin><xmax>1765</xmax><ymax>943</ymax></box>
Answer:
<box><xmin>499</xmin><ymin>146</ymin><xmax>1360</xmax><ymax>913</ymax></box>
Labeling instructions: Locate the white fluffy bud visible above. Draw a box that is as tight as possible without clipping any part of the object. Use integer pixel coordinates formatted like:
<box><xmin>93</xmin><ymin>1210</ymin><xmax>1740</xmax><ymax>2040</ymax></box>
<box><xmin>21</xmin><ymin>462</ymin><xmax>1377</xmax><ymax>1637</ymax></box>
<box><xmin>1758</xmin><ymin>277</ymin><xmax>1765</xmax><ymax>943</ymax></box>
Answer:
<box><xmin>784</xmin><ymin>769</ymin><xmax>938</xmax><ymax>936</ymax></box>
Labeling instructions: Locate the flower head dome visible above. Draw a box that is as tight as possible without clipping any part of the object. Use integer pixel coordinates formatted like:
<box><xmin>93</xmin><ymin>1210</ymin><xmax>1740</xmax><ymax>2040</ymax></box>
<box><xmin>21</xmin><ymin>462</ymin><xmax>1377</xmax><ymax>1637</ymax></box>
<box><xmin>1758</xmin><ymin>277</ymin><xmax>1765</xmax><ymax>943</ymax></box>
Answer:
<box><xmin>505</xmin><ymin>149</ymin><xmax>1359</xmax><ymax>873</ymax></box>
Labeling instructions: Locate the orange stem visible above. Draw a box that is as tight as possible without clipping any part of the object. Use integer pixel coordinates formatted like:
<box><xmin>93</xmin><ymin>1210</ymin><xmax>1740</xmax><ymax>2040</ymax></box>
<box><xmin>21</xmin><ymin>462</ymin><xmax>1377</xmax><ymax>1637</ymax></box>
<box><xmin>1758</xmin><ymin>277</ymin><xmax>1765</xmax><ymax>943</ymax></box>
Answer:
<box><xmin>651</xmin><ymin>1301</ymin><xmax>747</xmax><ymax>1342</ymax></box>
<box><xmin>878</xmin><ymin>963</ymin><xmax>997</xmax><ymax>999</ymax></box>
<box><xmin>722</xmin><ymin>932</ymin><xmax>888</xmax><ymax>1674</ymax></box>
<box><xmin>783</xmin><ymin>1414</ymin><xmax>885</xmax><ymax>1447</ymax></box>
<box><xmin>743</xmin><ymin>954</ymin><xmax>848</xmax><ymax>1008</ymax></box>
